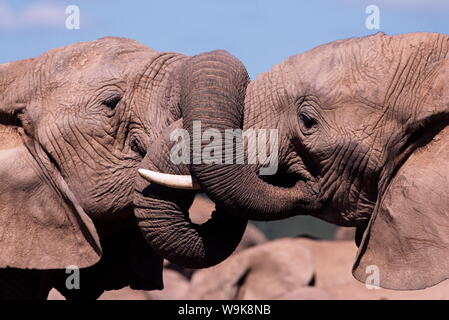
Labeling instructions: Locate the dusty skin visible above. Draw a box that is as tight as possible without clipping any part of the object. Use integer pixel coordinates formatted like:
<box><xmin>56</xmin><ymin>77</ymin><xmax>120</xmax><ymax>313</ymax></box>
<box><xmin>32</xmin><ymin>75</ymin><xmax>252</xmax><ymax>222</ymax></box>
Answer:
<box><xmin>1</xmin><ymin>32</ymin><xmax>449</xmax><ymax>298</ymax></box>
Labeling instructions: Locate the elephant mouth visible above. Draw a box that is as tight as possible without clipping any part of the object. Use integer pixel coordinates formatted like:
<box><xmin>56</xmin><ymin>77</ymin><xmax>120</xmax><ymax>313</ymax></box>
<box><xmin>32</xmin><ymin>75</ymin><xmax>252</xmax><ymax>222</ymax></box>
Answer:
<box><xmin>260</xmin><ymin>161</ymin><xmax>322</xmax><ymax>213</ymax></box>
<box><xmin>282</xmin><ymin>146</ymin><xmax>324</xmax><ymax>208</ymax></box>
<box><xmin>260</xmin><ymin>167</ymin><xmax>304</xmax><ymax>188</ymax></box>
<box><xmin>269</xmin><ymin>139</ymin><xmax>323</xmax><ymax>209</ymax></box>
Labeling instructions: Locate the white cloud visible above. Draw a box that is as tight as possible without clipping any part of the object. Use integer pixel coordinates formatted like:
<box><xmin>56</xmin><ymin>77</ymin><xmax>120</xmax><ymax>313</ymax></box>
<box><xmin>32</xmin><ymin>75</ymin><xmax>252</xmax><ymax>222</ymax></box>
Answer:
<box><xmin>0</xmin><ymin>1</ymin><xmax>66</xmax><ymax>30</ymax></box>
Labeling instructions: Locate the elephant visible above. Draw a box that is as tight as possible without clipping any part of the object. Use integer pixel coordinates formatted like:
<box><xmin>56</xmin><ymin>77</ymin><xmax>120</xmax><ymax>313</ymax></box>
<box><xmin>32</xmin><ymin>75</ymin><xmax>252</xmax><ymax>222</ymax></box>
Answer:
<box><xmin>334</xmin><ymin>226</ymin><xmax>356</xmax><ymax>241</ymax></box>
<box><xmin>186</xmin><ymin>237</ymin><xmax>316</xmax><ymax>300</ymax></box>
<box><xmin>142</xmin><ymin>32</ymin><xmax>449</xmax><ymax>290</ymax></box>
<box><xmin>47</xmin><ymin>196</ymin><xmax>267</xmax><ymax>300</ymax></box>
<box><xmin>187</xmin><ymin>238</ymin><xmax>449</xmax><ymax>300</ymax></box>
<box><xmin>0</xmin><ymin>36</ymin><xmax>263</xmax><ymax>299</ymax></box>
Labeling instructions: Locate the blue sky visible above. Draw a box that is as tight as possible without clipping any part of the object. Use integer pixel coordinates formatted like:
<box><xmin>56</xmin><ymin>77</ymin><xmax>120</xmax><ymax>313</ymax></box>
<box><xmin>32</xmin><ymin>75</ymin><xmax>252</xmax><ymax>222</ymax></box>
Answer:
<box><xmin>1</xmin><ymin>0</ymin><xmax>448</xmax><ymax>78</ymax></box>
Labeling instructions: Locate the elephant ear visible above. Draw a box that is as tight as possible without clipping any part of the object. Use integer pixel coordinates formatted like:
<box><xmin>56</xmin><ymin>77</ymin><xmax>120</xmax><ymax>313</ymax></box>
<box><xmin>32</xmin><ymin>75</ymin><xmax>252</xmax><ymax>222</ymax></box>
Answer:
<box><xmin>0</xmin><ymin>63</ymin><xmax>101</xmax><ymax>269</ymax></box>
<box><xmin>353</xmin><ymin>126</ymin><xmax>449</xmax><ymax>290</ymax></box>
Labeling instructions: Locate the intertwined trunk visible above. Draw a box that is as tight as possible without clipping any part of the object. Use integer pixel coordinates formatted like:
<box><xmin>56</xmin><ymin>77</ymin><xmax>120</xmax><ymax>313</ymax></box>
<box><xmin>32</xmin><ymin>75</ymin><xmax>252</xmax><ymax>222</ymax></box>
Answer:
<box><xmin>134</xmin><ymin>50</ymin><xmax>251</xmax><ymax>268</ymax></box>
<box><xmin>135</xmin><ymin>50</ymin><xmax>316</xmax><ymax>268</ymax></box>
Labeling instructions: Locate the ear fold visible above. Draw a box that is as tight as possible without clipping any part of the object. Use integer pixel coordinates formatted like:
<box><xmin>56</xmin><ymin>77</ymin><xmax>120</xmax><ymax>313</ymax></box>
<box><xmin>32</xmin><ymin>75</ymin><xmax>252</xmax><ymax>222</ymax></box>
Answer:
<box><xmin>0</xmin><ymin>59</ymin><xmax>33</xmax><ymax>112</ymax></box>
<box><xmin>0</xmin><ymin>128</ymin><xmax>102</xmax><ymax>269</ymax></box>
<box><xmin>353</xmin><ymin>127</ymin><xmax>449</xmax><ymax>290</ymax></box>
<box><xmin>0</xmin><ymin>60</ymin><xmax>101</xmax><ymax>269</ymax></box>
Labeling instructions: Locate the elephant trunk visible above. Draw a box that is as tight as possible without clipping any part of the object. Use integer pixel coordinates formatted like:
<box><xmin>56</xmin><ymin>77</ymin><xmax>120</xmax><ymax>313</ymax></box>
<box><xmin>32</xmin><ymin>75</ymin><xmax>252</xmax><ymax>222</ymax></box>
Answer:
<box><xmin>135</xmin><ymin>50</ymin><xmax>312</xmax><ymax>269</ymax></box>
<box><xmin>179</xmin><ymin>51</ymin><xmax>316</xmax><ymax>220</ymax></box>
<box><xmin>134</xmin><ymin>120</ymin><xmax>247</xmax><ymax>269</ymax></box>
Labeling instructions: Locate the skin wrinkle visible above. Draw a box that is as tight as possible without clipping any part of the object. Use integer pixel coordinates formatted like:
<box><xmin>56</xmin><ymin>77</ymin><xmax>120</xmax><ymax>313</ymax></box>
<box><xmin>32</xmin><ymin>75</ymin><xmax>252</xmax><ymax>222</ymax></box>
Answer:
<box><xmin>132</xmin><ymin>53</ymin><xmax>178</xmax><ymax>98</ymax></box>
<box><xmin>337</xmin><ymin>142</ymin><xmax>359</xmax><ymax>211</ymax></box>
<box><xmin>5</xmin><ymin>39</ymin><xmax>249</xmax><ymax>289</ymax></box>
<box><xmin>51</xmin><ymin>117</ymin><xmax>80</xmax><ymax>180</ymax></box>
<box><xmin>61</xmin><ymin>119</ymin><xmax>99</xmax><ymax>170</ymax></box>
<box><xmin>178</xmin><ymin>52</ymin><xmax>322</xmax><ymax>217</ymax></box>
<box><xmin>23</xmin><ymin>140</ymin><xmax>93</xmax><ymax>254</ymax></box>
<box><xmin>130</xmin><ymin>54</ymin><xmax>184</xmax><ymax>142</ymax></box>
<box><xmin>389</xmin><ymin>49</ymin><xmax>421</xmax><ymax>118</ymax></box>
<box><xmin>319</xmin><ymin>141</ymin><xmax>347</xmax><ymax>193</ymax></box>
<box><xmin>356</xmin><ymin>45</ymin><xmax>406</xmax><ymax>184</ymax></box>
<box><xmin>352</xmin><ymin>147</ymin><xmax>373</xmax><ymax>214</ymax></box>
<box><xmin>347</xmin><ymin>128</ymin><xmax>384</xmax><ymax>220</ymax></box>
<box><xmin>3</xmin><ymin>33</ymin><xmax>449</xmax><ymax>291</ymax></box>
<box><xmin>42</xmin><ymin>119</ymin><xmax>110</xmax><ymax>208</ymax></box>
<box><xmin>371</xmin><ymin>52</ymin><xmax>404</xmax><ymax>131</ymax></box>
<box><xmin>411</xmin><ymin>46</ymin><xmax>434</xmax><ymax>95</ymax></box>
<box><xmin>115</xmin><ymin>99</ymin><xmax>134</xmax><ymax>153</ymax></box>
<box><xmin>245</xmin><ymin>33</ymin><xmax>449</xmax><ymax>228</ymax></box>
<box><xmin>418</xmin><ymin>44</ymin><xmax>447</xmax><ymax>109</ymax></box>
<box><xmin>58</xmin><ymin>113</ymin><xmax>90</xmax><ymax>174</ymax></box>
<box><xmin>68</xmin><ymin>117</ymin><xmax>101</xmax><ymax>170</ymax></box>
<box><xmin>20</xmin><ymin>39</ymin><xmax>188</xmax><ymax>222</ymax></box>
<box><xmin>73</xmin><ymin>118</ymin><xmax>123</xmax><ymax>166</ymax></box>
<box><xmin>375</xmin><ymin>43</ymin><xmax>446</xmax><ymax>177</ymax></box>
<box><xmin>48</xmin><ymin>115</ymin><xmax>98</xmax><ymax>173</ymax></box>
<box><xmin>72</xmin><ymin>92</ymin><xmax>138</xmax><ymax>167</ymax></box>
<box><xmin>84</xmin><ymin>87</ymin><xmax>124</xmax><ymax>143</ymax></box>
<box><xmin>330</xmin><ymin>141</ymin><xmax>356</xmax><ymax>214</ymax></box>
<box><xmin>348</xmin><ymin>145</ymin><xmax>373</xmax><ymax>216</ymax></box>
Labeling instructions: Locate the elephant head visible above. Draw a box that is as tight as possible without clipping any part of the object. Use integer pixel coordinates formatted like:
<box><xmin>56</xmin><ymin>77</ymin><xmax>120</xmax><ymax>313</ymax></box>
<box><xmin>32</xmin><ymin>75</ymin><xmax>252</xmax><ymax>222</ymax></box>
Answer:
<box><xmin>0</xmin><ymin>37</ymin><xmax>254</xmax><ymax>275</ymax></box>
<box><xmin>252</xmin><ymin>32</ymin><xmax>449</xmax><ymax>290</ymax></box>
<box><xmin>144</xmin><ymin>32</ymin><xmax>449</xmax><ymax>288</ymax></box>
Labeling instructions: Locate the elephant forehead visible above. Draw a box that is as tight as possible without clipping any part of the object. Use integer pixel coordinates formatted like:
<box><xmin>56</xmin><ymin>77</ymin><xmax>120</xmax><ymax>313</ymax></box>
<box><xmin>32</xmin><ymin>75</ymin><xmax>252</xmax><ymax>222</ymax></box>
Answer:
<box><xmin>278</xmin><ymin>33</ymin><xmax>388</xmax><ymax>101</ymax></box>
<box><xmin>31</xmin><ymin>37</ymin><xmax>157</xmax><ymax>92</ymax></box>
<box><xmin>279</xmin><ymin>32</ymin><xmax>449</xmax><ymax>117</ymax></box>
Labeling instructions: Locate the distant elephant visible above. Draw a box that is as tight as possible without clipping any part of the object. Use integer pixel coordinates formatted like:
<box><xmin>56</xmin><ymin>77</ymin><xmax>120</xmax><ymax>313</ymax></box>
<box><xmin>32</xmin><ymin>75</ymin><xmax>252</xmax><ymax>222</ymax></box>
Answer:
<box><xmin>151</xmin><ymin>196</ymin><xmax>268</xmax><ymax>293</ymax></box>
<box><xmin>187</xmin><ymin>238</ymin><xmax>449</xmax><ymax>300</ymax></box>
<box><xmin>143</xmin><ymin>32</ymin><xmax>449</xmax><ymax>290</ymax></box>
<box><xmin>187</xmin><ymin>238</ymin><xmax>316</xmax><ymax>300</ymax></box>
<box><xmin>334</xmin><ymin>227</ymin><xmax>356</xmax><ymax>241</ymax></box>
<box><xmin>281</xmin><ymin>239</ymin><xmax>449</xmax><ymax>300</ymax></box>
<box><xmin>0</xmin><ymin>37</ymin><xmax>256</xmax><ymax>299</ymax></box>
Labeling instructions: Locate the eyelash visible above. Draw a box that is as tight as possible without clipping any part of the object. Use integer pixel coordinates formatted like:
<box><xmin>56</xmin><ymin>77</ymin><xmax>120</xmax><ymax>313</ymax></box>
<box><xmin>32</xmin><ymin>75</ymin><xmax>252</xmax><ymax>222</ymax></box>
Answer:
<box><xmin>299</xmin><ymin>112</ymin><xmax>318</xmax><ymax>129</ymax></box>
<box><xmin>103</xmin><ymin>96</ymin><xmax>121</xmax><ymax>109</ymax></box>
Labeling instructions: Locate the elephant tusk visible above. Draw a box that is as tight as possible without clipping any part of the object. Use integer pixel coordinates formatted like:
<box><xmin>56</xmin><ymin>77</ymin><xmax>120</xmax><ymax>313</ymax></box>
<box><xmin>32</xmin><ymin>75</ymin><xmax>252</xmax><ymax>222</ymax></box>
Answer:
<box><xmin>138</xmin><ymin>169</ymin><xmax>202</xmax><ymax>190</ymax></box>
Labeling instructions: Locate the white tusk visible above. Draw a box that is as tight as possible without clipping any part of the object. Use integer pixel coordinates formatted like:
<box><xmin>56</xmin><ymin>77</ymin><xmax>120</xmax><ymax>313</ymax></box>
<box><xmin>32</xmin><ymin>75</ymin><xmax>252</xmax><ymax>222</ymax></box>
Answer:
<box><xmin>138</xmin><ymin>169</ymin><xmax>201</xmax><ymax>190</ymax></box>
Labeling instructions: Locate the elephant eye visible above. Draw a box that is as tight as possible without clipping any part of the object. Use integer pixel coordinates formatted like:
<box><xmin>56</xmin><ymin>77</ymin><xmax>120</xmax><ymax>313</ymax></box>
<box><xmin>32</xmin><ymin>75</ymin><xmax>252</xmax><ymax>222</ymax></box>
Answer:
<box><xmin>299</xmin><ymin>112</ymin><xmax>317</xmax><ymax>129</ymax></box>
<box><xmin>103</xmin><ymin>95</ymin><xmax>121</xmax><ymax>109</ymax></box>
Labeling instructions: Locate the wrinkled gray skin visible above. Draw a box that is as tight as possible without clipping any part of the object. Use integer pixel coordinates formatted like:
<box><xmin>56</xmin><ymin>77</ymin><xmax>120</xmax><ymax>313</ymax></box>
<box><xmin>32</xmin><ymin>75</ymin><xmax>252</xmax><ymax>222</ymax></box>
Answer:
<box><xmin>0</xmin><ymin>37</ymin><xmax>256</xmax><ymax>299</ymax></box>
<box><xmin>143</xmin><ymin>32</ymin><xmax>449</xmax><ymax>290</ymax></box>
<box><xmin>3</xmin><ymin>31</ymin><xmax>449</xmax><ymax>298</ymax></box>
<box><xmin>228</xmin><ymin>32</ymin><xmax>449</xmax><ymax>290</ymax></box>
